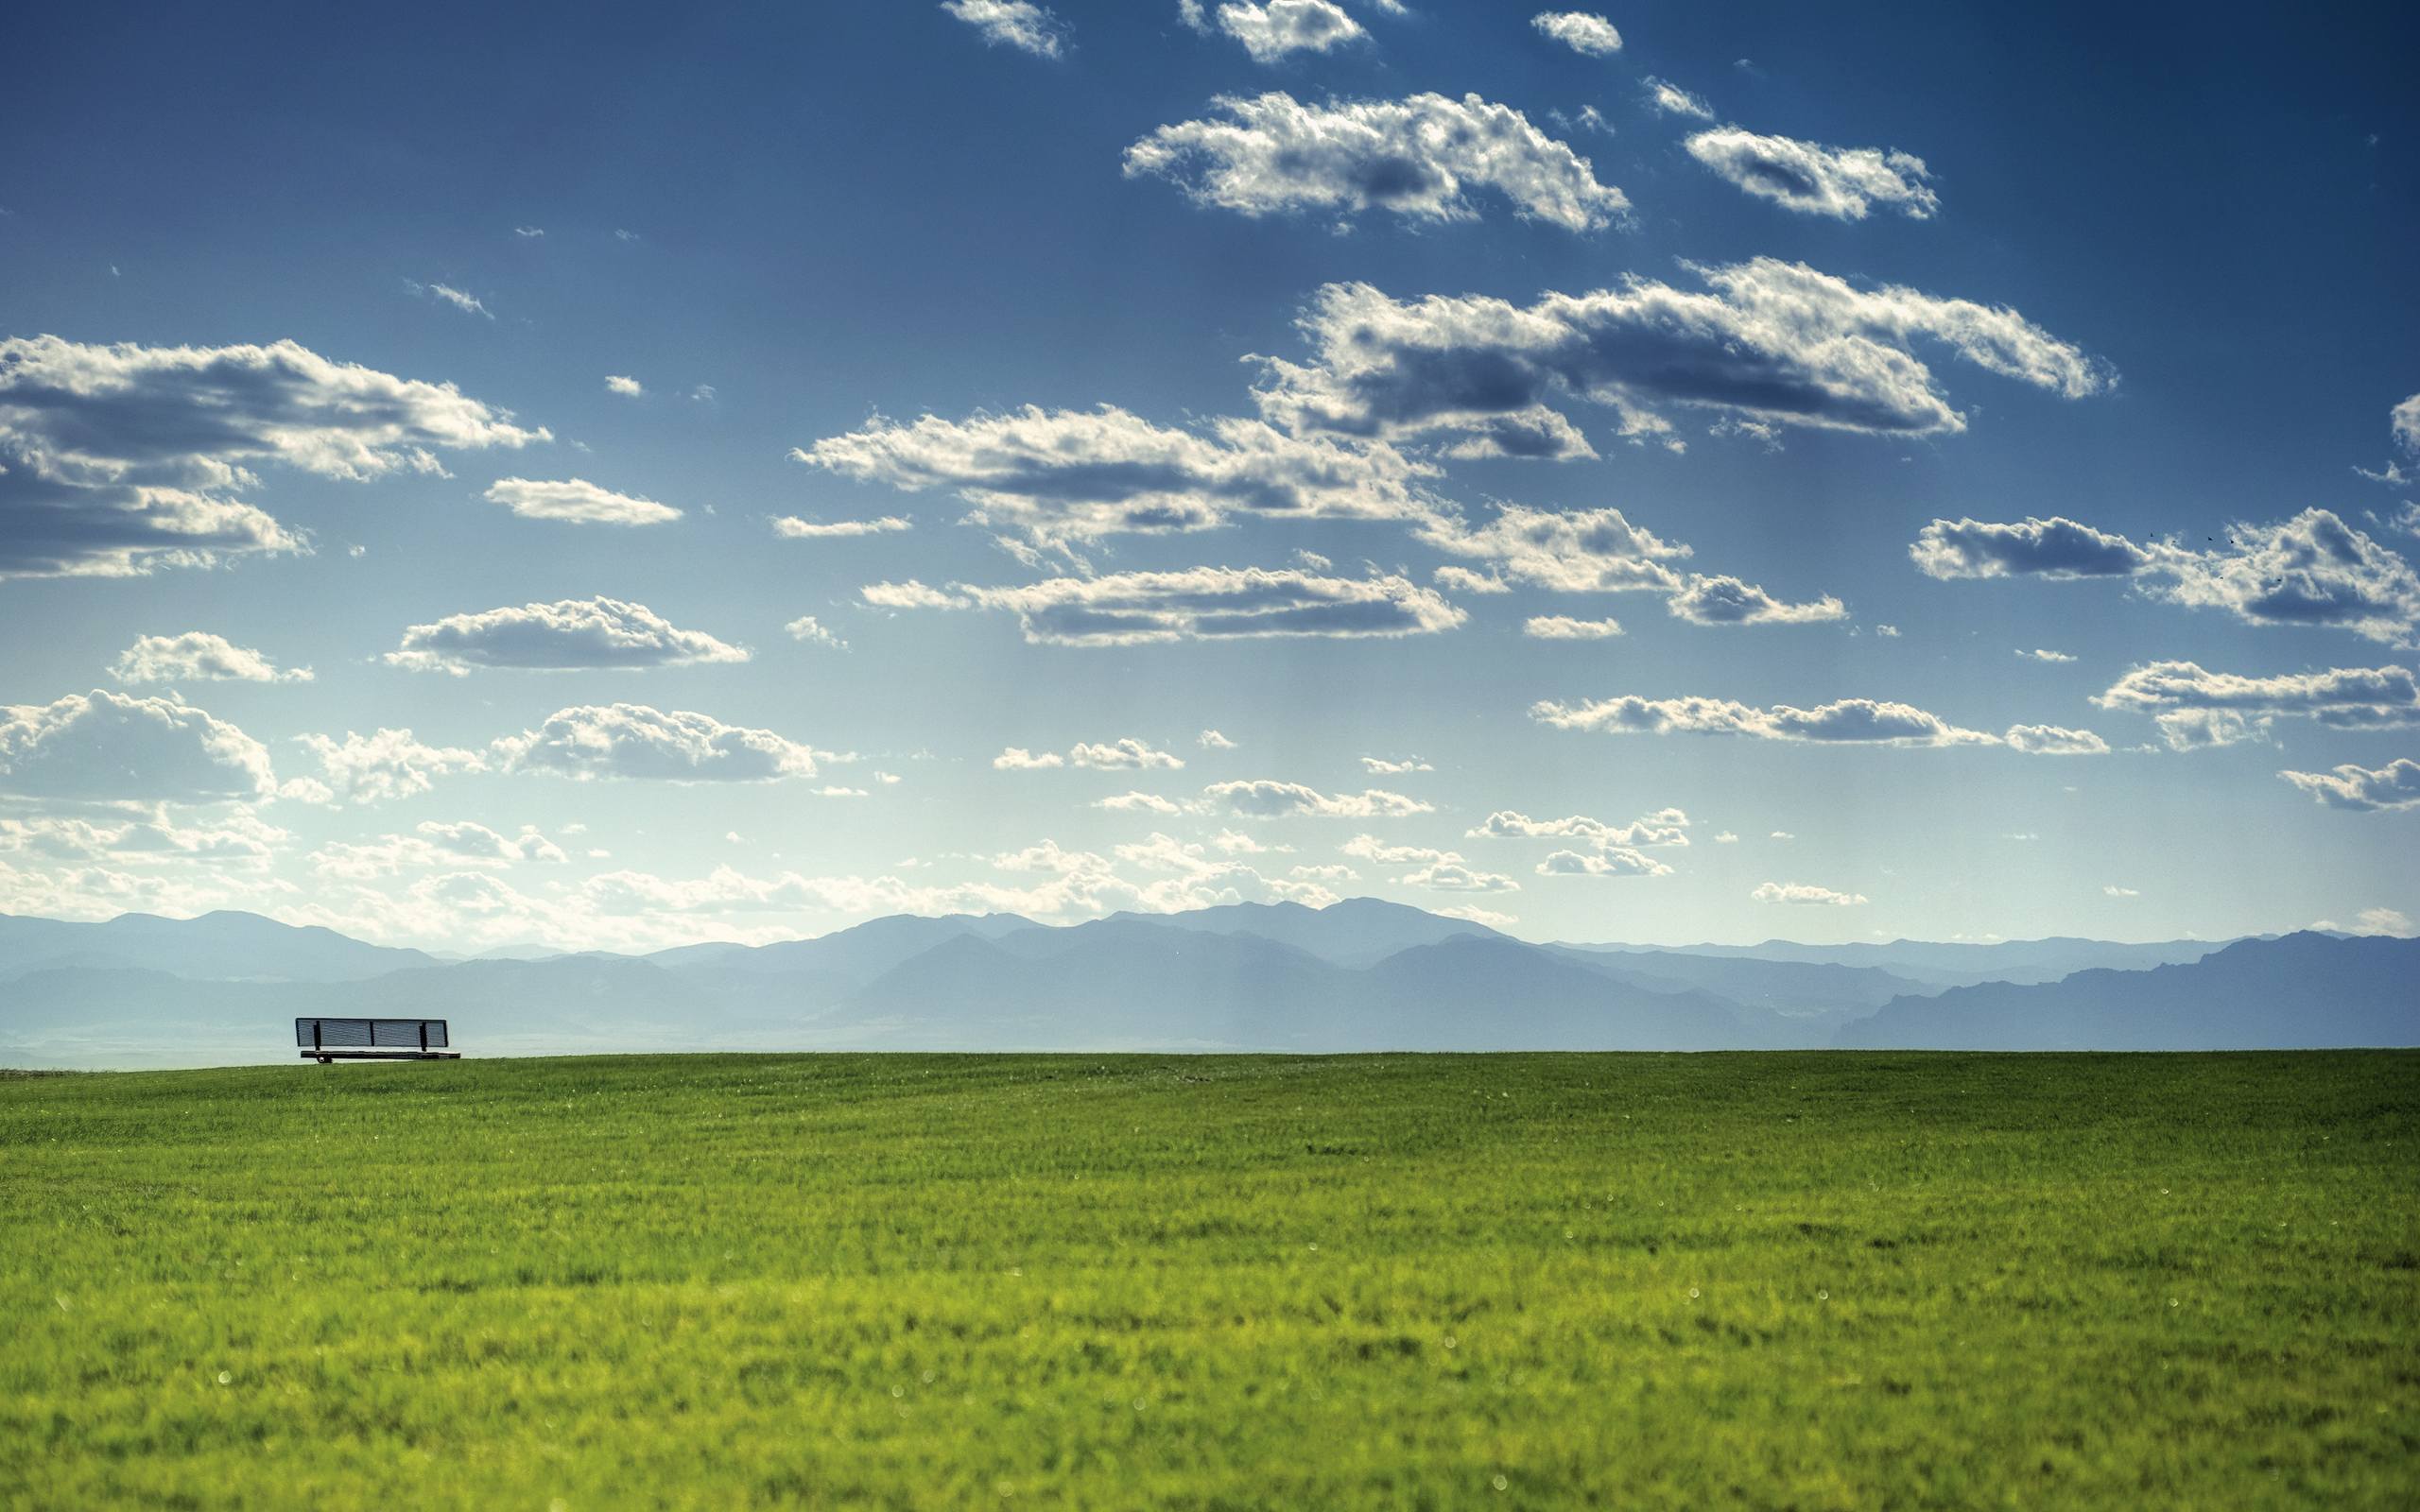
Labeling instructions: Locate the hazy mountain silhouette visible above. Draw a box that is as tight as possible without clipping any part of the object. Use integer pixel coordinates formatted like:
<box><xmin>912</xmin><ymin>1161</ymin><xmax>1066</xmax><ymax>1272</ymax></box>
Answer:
<box><xmin>0</xmin><ymin>910</ymin><xmax>438</xmax><ymax>984</ymax></box>
<box><xmin>1836</xmin><ymin>933</ymin><xmax>2420</xmax><ymax>1049</ymax></box>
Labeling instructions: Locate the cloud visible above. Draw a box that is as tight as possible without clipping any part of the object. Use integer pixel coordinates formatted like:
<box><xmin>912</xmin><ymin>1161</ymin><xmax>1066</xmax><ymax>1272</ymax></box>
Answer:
<box><xmin>942</xmin><ymin>0</ymin><xmax>1067</xmax><ymax>58</ymax></box>
<box><xmin>1253</xmin><ymin>260</ymin><xmax>2110</xmax><ymax>453</ymax></box>
<box><xmin>2001</xmin><ymin>724</ymin><xmax>2111</xmax><ymax>756</ymax></box>
<box><xmin>1532</xmin><ymin>693</ymin><xmax>2000</xmax><ymax>747</ymax></box>
<box><xmin>2094</xmin><ymin>661</ymin><xmax>2420</xmax><ymax>749</ymax></box>
<box><xmin>1199</xmin><ymin>729</ymin><xmax>1238</xmax><ymax>749</ymax></box>
<box><xmin>1910</xmin><ymin>516</ymin><xmax>2152</xmax><ymax>579</ymax></box>
<box><xmin>771</xmin><ymin>515</ymin><xmax>911</xmax><ymax>538</ymax></box>
<box><xmin>1684</xmin><ymin>129</ymin><xmax>1938</xmax><ymax>220</ymax></box>
<box><xmin>1097</xmin><ymin>791</ymin><xmax>1183</xmax><ymax>813</ymax></box>
<box><xmin>1525</xmin><ymin>614</ymin><xmax>1625</xmax><ymax>639</ymax></box>
<box><xmin>1469</xmin><ymin>807</ymin><xmax>1690</xmax><ymax>848</ymax></box>
<box><xmin>1530</xmin><ymin>11</ymin><xmax>1620</xmax><ymax>55</ymax></box>
<box><xmin>2277</xmin><ymin>757</ymin><xmax>2420</xmax><ymax>811</ymax></box>
<box><xmin>1537</xmin><ymin>848</ymin><xmax>1672</xmax><ymax>879</ymax></box>
<box><xmin>482</xmin><ymin>477</ymin><xmax>683</xmax><ymax>527</ymax></box>
<box><xmin>993</xmin><ymin>747</ymin><xmax>1063</xmax><ymax>770</ymax></box>
<box><xmin>1204</xmin><ymin>780</ymin><xmax>1431</xmax><ymax>818</ymax></box>
<box><xmin>385</xmin><ymin>596</ymin><xmax>748</xmax><ymax>674</ymax></box>
<box><xmin>0</xmin><ymin>335</ymin><xmax>546</xmax><ymax>578</ymax></box>
<box><xmin>112</xmin><ymin>632</ymin><xmax>311</xmax><ymax>684</ymax></box>
<box><xmin>1359</xmin><ymin>755</ymin><xmax>1430</xmax><ymax>774</ymax></box>
<box><xmin>495</xmin><ymin>704</ymin><xmax>822</xmax><ymax>783</ymax></box>
<box><xmin>1339</xmin><ymin>833</ymin><xmax>1518</xmax><ymax>892</ymax></box>
<box><xmin>1209</xmin><ymin>1</ymin><xmax>1364</xmax><ymax>62</ymax></box>
<box><xmin>2017</xmin><ymin>647</ymin><xmax>2077</xmax><ymax>662</ymax></box>
<box><xmin>295</xmin><ymin>728</ymin><xmax>487</xmax><ymax>805</ymax></box>
<box><xmin>309</xmin><ymin>821</ymin><xmax>566</xmax><ymax>880</ymax></box>
<box><xmin>408</xmin><ymin>282</ymin><xmax>492</xmax><ymax>319</ymax></box>
<box><xmin>2103</xmin><ymin>885</ymin><xmax>2139</xmax><ymax>898</ymax></box>
<box><xmin>604</xmin><ymin>374</ymin><xmax>643</xmax><ymax>397</ymax></box>
<box><xmin>1753</xmin><ymin>881</ymin><xmax>1867</xmax><ymax>905</ymax></box>
<box><xmin>785</xmin><ymin>615</ymin><xmax>847</xmax><ymax>650</ymax></box>
<box><xmin>1127</xmin><ymin>92</ymin><xmax>1627</xmax><ymax>232</ymax></box>
<box><xmin>1665</xmin><ymin>574</ymin><xmax>1846</xmax><ymax>626</ymax></box>
<box><xmin>1425</xmin><ymin>505</ymin><xmax>1688</xmax><ymax>589</ymax></box>
<box><xmin>798</xmin><ymin>404</ymin><xmax>1434</xmax><ymax>553</ymax></box>
<box><xmin>0</xmin><ymin>808</ymin><xmax>285</xmax><ymax>869</ymax></box>
<box><xmin>2343</xmin><ymin>906</ymin><xmax>2417</xmax><ymax>937</ymax></box>
<box><xmin>860</xmin><ymin>566</ymin><xmax>1465</xmax><ymax>645</ymax></box>
<box><xmin>1918</xmin><ymin>509</ymin><xmax>2420</xmax><ymax>645</ymax></box>
<box><xmin>2360</xmin><ymin>393</ymin><xmax>2420</xmax><ymax>483</ymax></box>
<box><xmin>1642</xmin><ymin>77</ymin><xmax>1713</xmax><ymax>119</ymax></box>
<box><xmin>998</xmin><ymin>738</ymin><xmax>1184</xmax><ymax>771</ymax></box>
<box><xmin>0</xmin><ymin>690</ymin><xmax>277</xmax><ymax>804</ymax></box>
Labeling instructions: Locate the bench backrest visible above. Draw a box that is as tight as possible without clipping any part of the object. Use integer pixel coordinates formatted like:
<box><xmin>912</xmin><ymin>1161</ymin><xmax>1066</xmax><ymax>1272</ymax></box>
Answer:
<box><xmin>295</xmin><ymin>1017</ymin><xmax>449</xmax><ymax>1050</ymax></box>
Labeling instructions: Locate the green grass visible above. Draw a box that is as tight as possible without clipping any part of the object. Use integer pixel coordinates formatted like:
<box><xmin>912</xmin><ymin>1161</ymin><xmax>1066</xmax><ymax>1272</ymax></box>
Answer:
<box><xmin>3</xmin><ymin>1053</ymin><xmax>2415</xmax><ymax>1510</ymax></box>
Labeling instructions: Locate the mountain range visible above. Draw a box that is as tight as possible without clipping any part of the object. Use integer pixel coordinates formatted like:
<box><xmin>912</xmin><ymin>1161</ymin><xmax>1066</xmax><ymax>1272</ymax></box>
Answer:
<box><xmin>1</xmin><ymin>900</ymin><xmax>2411</xmax><ymax>1067</ymax></box>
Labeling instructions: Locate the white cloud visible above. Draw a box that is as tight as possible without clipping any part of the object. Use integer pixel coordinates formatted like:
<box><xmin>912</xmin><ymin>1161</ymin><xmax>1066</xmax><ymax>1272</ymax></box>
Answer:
<box><xmin>0</xmin><ymin>807</ymin><xmax>285</xmax><ymax>868</ymax></box>
<box><xmin>993</xmin><ymin>747</ymin><xmax>1063</xmax><ymax>770</ymax></box>
<box><xmin>2103</xmin><ymin>885</ymin><xmax>2140</xmax><ymax>898</ymax></box>
<box><xmin>1398</xmin><ymin>860</ymin><xmax>1520</xmax><ymax>893</ymax></box>
<box><xmin>1427</xmin><ymin>505</ymin><xmax>1687</xmax><ymax>588</ymax></box>
<box><xmin>495</xmin><ymin>705</ymin><xmax>821</xmax><ymax>783</ymax></box>
<box><xmin>408</xmin><ymin>281</ymin><xmax>492</xmax><ymax>319</ymax></box>
<box><xmin>1209</xmin><ymin>1</ymin><xmax>1364</xmax><ymax>62</ymax></box>
<box><xmin>1254</xmin><ymin>261</ymin><xmax>2110</xmax><ymax>453</ymax></box>
<box><xmin>1642</xmin><ymin>77</ymin><xmax>1713</xmax><ymax>119</ymax></box>
<box><xmin>385</xmin><ymin>596</ymin><xmax>748</xmax><ymax>674</ymax></box>
<box><xmin>2345</xmin><ymin>906</ymin><xmax>2416</xmax><ymax>937</ymax></box>
<box><xmin>800</xmin><ymin>404</ymin><xmax>1434</xmax><ymax>553</ymax></box>
<box><xmin>1537</xmin><ymin>848</ymin><xmax>1671</xmax><ymax>879</ymax></box>
<box><xmin>785</xmin><ymin>615</ymin><xmax>848</xmax><ymax>650</ymax></box>
<box><xmin>1097</xmin><ymin>791</ymin><xmax>1183</xmax><ymax>813</ymax></box>
<box><xmin>1752</xmin><ymin>880</ymin><xmax>1866</xmax><ymax>905</ymax></box>
<box><xmin>1918</xmin><ymin>508</ymin><xmax>2420</xmax><ymax>645</ymax></box>
<box><xmin>514</xmin><ymin>226</ymin><xmax>544</xmax><ymax>238</ymax></box>
<box><xmin>482</xmin><ymin>477</ymin><xmax>682</xmax><ymax>526</ymax></box>
<box><xmin>2094</xmin><ymin>661</ymin><xmax>2420</xmax><ymax>749</ymax></box>
<box><xmin>1468</xmin><ymin>807</ymin><xmax>1690</xmax><ymax>849</ymax></box>
<box><xmin>2017</xmin><ymin>647</ymin><xmax>2077</xmax><ymax>663</ymax></box>
<box><xmin>1714</xmin><ymin>831</ymin><xmax>1738</xmax><ymax>843</ymax></box>
<box><xmin>1127</xmin><ymin>92</ymin><xmax>1627</xmax><ymax>232</ymax></box>
<box><xmin>1684</xmin><ymin>129</ymin><xmax>1938</xmax><ymax>220</ymax></box>
<box><xmin>2001</xmin><ymin>724</ymin><xmax>2111</xmax><ymax>756</ymax></box>
<box><xmin>1205</xmin><ymin>780</ymin><xmax>1431</xmax><ymax>818</ymax></box>
<box><xmin>942</xmin><ymin>0</ymin><xmax>1067</xmax><ymax>58</ymax></box>
<box><xmin>604</xmin><ymin>374</ymin><xmax>644</xmax><ymax>397</ymax></box>
<box><xmin>112</xmin><ymin>632</ymin><xmax>311</xmax><ymax>684</ymax></box>
<box><xmin>1524</xmin><ymin>614</ymin><xmax>1625</xmax><ymax>639</ymax></box>
<box><xmin>861</xmin><ymin>566</ymin><xmax>1465</xmax><ymax>645</ymax></box>
<box><xmin>1530</xmin><ymin>11</ymin><xmax>1620</xmax><ymax>55</ymax></box>
<box><xmin>1199</xmin><ymin>729</ymin><xmax>1238</xmax><ymax>749</ymax></box>
<box><xmin>1532</xmin><ymin>693</ymin><xmax>2001</xmax><ymax>747</ymax></box>
<box><xmin>2277</xmin><ymin>757</ymin><xmax>2420</xmax><ymax>812</ymax></box>
<box><xmin>1073</xmin><ymin>738</ymin><xmax>1186</xmax><ymax>770</ymax></box>
<box><xmin>295</xmin><ymin>728</ymin><xmax>487</xmax><ymax>805</ymax></box>
<box><xmin>309</xmin><ymin>821</ymin><xmax>565</xmax><ymax>880</ymax></box>
<box><xmin>1360</xmin><ymin>755</ymin><xmax>1430</xmax><ymax>774</ymax></box>
<box><xmin>1435</xmin><ymin>903</ymin><xmax>1516</xmax><ymax>928</ymax></box>
<box><xmin>0</xmin><ymin>691</ymin><xmax>277</xmax><ymax>804</ymax></box>
<box><xmin>2359</xmin><ymin>393</ymin><xmax>2420</xmax><ymax>484</ymax></box>
<box><xmin>771</xmin><ymin>515</ymin><xmax>912</xmax><ymax>538</ymax></box>
<box><xmin>0</xmin><ymin>335</ymin><xmax>546</xmax><ymax>578</ymax></box>
<box><xmin>1665</xmin><ymin>574</ymin><xmax>1846</xmax><ymax>626</ymax></box>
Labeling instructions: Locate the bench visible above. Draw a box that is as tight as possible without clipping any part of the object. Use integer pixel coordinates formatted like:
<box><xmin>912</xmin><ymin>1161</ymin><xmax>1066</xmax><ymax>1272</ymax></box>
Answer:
<box><xmin>296</xmin><ymin>1017</ymin><xmax>459</xmax><ymax>1063</ymax></box>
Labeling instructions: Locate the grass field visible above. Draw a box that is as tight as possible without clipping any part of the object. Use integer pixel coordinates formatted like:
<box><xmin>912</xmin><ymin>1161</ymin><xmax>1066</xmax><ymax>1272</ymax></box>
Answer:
<box><xmin>3</xmin><ymin>1052</ymin><xmax>2415</xmax><ymax>1509</ymax></box>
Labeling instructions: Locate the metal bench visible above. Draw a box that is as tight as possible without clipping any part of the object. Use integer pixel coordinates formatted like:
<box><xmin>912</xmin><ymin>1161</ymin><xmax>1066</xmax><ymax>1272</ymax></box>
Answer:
<box><xmin>296</xmin><ymin>1017</ymin><xmax>459</xmax><ymax>1063</ymax></box>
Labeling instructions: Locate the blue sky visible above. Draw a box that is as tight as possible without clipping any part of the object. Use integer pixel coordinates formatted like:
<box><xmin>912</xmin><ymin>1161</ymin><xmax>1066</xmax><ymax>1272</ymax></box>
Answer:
<box><xmin>2</xmin><ymin>0</ymin><xmax>2415</xmax><ymax>952</ymax></box>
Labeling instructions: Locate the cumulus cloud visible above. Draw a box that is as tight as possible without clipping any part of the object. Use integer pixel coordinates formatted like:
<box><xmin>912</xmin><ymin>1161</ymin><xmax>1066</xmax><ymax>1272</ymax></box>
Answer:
<box><xmin>604</xmin><ymin>374</ymin><xmax>643</xmax><ymax>397</ymax></box>
<box><xmin>1752</xmin><ymin>880</ymin><xmax>1867</xmax><ymax>905</ymax></box>
<box><xmin>1917</xmin><ymin>508</ymin><xmax>2420</xmax><ymax>645</ymax></box>
<box><xmin>309</xmin><ymin>820</ymin><xmax>566</xmax><ymax>880</ymax></box>
<box><xmin>1425</xmin><ymin>504</ymin><xmax>1687</xmax><ymax>589</ymax></box>
<box><xmin>295</xmin><ymin>728</ymin><xmax>487</xmax><ymax>805</ymax></box>
<box><xmin>1339</xmin><ymin>833</ymin><xmax>1517</xmax><ymax>892</ymax></box>
<box><xmin>1532</xmin><ymin>693</ymin><xmax>2000</xmax><ymax>747</ymax></box>
<box><xmin>385</xmin><ymin>596</ymin><xmax>748</xmax><ymax>674</ymax></box>
<box><xmin>1643</xmin><ymin>77</ymin><xmax>1713</xmax><ymax>119</ymax></box>
<box><xmin>1359</xmin><ymin>755</ymin><xmax>1430</xmax><ymax>774</ymax></box>
<box><xmin>994</xmin><ymin>747</ymin><xmax>1064</xmax><ymax>770</ymax></box>
<box><xmin>2017</xmin><ymin>647</ymin><xmax>2077</xmax><ymax>662</ymax></box>
<box><xmin>1530</xmin><ymin>11</ymin><xmax>1620</xmax><ymax>55</ymax></box>
<box><xmin>1665</xmin><ymin>574</ymin><xmax>1846</xmax><ymax>626</ymax></box>
<box><xmin>1525</xmin><ymin>614</ymin><xmax>1624</xmax><ymax>639</ymax></box>
<box><xmin>1684</xmin><ymin>129</ymin><xmax>1938</xmax><ymax>219</ymax></box>
<box><xmin>771</xmin><ymin>515</ymin><xmax>911</xmax><ymax>538</ymax></box>
<box><xmin>0</xmin><ymin>808</ymin><xmax>285</xmax><ymax>868</ymax></box>
<box><xmin>2001</xmin><ymin>724</ymin><xmax>2111</xmax><ymax>756</ymax></box>
<box><xmin>2357</xmin><ymin>393</ymin><xmax>2420</xmax><ymax>485</ymax></box>
<box><xmin>482</xmin><ymin>477</ymin><xmax>683</xmax><ymax>526</ymax></box>
<box><xmin>798</xmin><ymin>404</ymin><xmax>1433</xmax><ymax>554</ymax></box>
<box><xmin>1469</xmin><ymin>807</ymin><xmax>1690</xmax><ymax>848</ymax></box>
<box><xmin>1208</xmin><ymin>0</ymin><xmax>1364</xmax><ymax>62</ymax></box>
<box><xmin>1204</xmin><ymin>780</ymin><xmax>1431</xmax><ymax>818</ymax></box>
<box><xmin>0</xmin><ymin>690</ymin><xmax>277</xmax><ymax>804</ymax></box>
<box><xmin>1253</xmin><ymin>260</ymin><xmax>2110</xmax><ymax>454</ymax></box>
<box><xmin>112</xmin><ymin>632</ymin><xmax>310</xmax><ymax>684</ymax></box>
<box><xmin>860</xmin><ymin>566</ymin><xmax>1464</xmax><ymax>645</ymax></box>
<box><xmin>2277</xmin><ymin>757</ymin><xmax>2420</xmax><ymax>812</ymax></box>
<box><xmin>1127</xmin><ymin>92</ymin><xmax>1628</xmax><ymax>232</ymax></box>
<box><xmin>942</xmin><ymin>0</ymin><xmax>1067</xmax><ymax>58</ymax></box>
<box><xmin>495</xmin><ymin>705</ymin><xmax>822</xmax><ymax>783</ymax></box>
<box><xmin>1097</xmin><ymin>791</ymin><xmax>1184</xmax><ymax>813</ymax></box>
<box><xmin>1910</xmin><ymin>516</ymin><xmax>2152</xmax><ymax>579</ymax></box>
<box><xmin>997</xmin><ymin>738</ymin><xmax>1184</xmax><ymax>771</ymax></box>
<box><xmin>1199</xmin><ymin>729</ymin><xmax>1238</xmax><ymax>749</ymax></box>
<box><xmin>0</xmin><ymin>335</ymin><xmax>545</xmax><ymax>578</ymax></box>
<box><xmin>1537</xmin><ymin>848</ymin><xmax>1672</xmax><ymax>879</ymax></box>
<box><xmin>2094</xmin><ymin>661</ymin><xmax>2420</xmax><ymax>750</ymax></box>
<box><xmin>785</xmin><ymin>615</ymin><xmax>847</xmax><ymax>650</ymax></box>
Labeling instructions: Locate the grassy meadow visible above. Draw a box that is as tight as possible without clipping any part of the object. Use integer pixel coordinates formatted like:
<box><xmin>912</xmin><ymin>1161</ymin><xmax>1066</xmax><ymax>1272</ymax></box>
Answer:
<box><xmin>3</xmin><ymin>1052</ymin><xmax>2415</xmax><ymax>1509</ymax></box>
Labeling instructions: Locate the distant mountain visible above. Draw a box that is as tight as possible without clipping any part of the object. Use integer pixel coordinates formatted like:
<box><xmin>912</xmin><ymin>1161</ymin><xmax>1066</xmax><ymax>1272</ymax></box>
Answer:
<box><xmin>1547</xmin><ymin>946</ymin><xmax>1939</xmax><ymax>1013</ymax></box>
<box><xmin>1596</xmin><ymin>936</ymin><xmax>2231</xmax><ymax>988</ymax></box>
<box><xmin>1090</xmin><ymin>896</ymin><xmax>1509</xmax><ymax>968</ymax></box>
<box><xmin>1836</xmin><ymin>933</ymin><xmax>2420</xmax><ymax>1049</ymax></box>
<box><xmin>0</xmin><ymin>910</ymin><xmax>438</xmax><ymax>984</ymax></box>
<box><xmin>648</xmin><ymin>913</ymin><xmax>1037</xmax><ymax>987</ymax></box>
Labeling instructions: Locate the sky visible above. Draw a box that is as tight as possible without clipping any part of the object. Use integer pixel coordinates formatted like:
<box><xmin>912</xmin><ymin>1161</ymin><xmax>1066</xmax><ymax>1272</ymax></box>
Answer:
<box><xmin>2</xmin><ymin>0</ymin><xmax>2416</xmax><ymax>954</ymax></box>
